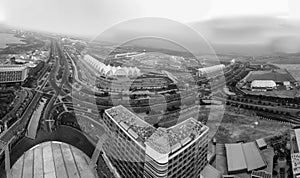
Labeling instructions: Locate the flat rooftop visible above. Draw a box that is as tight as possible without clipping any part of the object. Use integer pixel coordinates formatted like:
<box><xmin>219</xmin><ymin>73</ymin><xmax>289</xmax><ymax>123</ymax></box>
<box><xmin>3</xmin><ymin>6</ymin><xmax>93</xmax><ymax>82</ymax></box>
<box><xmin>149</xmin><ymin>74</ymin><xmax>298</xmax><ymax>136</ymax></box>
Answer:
<box><xmin>11</xmin><ymin>141</ymin><xmax>97</xmax><ymax>178</ymax></box>
<box><xmin>225</xmin><ymin>142</ymin><xmax>266</xmax><ymax>173</ymax></box>
<box><xmin>147</xmin><ymin>118</ymin><xmax>207</xmax><ymax>154</ymax></box>
<box><xmin>256</xmin><ymin>138</ymin><xmax>267</xmax><ymax>149</ymax></box>
<box><xmin>0</xmin><ymin>64</ymin><xmax>27</xmax><ymax>70</ymax></box>
<box><xmin>225</xmin><ymin>143</ymin><xmax>247</xmax><ymax>173</ymax></box>
<box><xmin>105</xmin><ymin>105</ymin><xmax>208</xmax><ymax>155</ymax></box>
<box><xmin>105</xmin><ymin>105</ymin><xmax>156</xmax><ymax>144</ymax></box>
<box><xmin>242</xmin><ymin>142</ymin><xmax>266</xmax><ymax>171</ymax></box>
<box><xmin>200</xmin><ymin>164</ymin><xmax>222</xmax><ymax>178</ymax></box>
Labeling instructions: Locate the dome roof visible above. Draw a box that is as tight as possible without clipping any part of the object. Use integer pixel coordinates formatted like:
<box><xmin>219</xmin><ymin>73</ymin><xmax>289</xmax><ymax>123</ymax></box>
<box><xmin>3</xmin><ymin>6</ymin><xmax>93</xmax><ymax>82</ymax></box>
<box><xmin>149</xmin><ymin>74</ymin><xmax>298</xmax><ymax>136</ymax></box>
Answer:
<box><xmin>11</xmin><ymin>141</ymin><xmax>97</xmax><ymax>178</ymax></box>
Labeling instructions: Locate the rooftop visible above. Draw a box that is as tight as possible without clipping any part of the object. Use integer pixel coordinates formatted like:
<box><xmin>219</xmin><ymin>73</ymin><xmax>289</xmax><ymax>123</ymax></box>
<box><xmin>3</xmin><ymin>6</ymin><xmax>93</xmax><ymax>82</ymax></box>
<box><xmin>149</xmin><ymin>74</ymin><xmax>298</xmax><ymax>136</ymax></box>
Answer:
<box><xmin>256</xmin><ymin>138</ymin><xmax>267</xmax><ymax>149</ymax></box>
<box><xmin>242</xmin><ymin>142</ymin><xmax>266</xmax><ymax>171</ymax></box>
<box><xmin>11</xmin><ymin>141</ymin><xmax>97</xmax><ymax>178</ymax></box>
<box><xmin>251</xmin><ymin>80</ymin><xmax>276</xmax><ymax>88</ymax></box>
<box><xmin>225</xmin><ymin>143</ymin><xmax>247</xmax><ymax>173</ymax></box>
<box><xmin>105</xmin><ymin>105</ymin><xmax>208</xmax><ymax>155</ymax></box>
<box><xmin>225</xmin><ymin>142</ymin><xmax>266</xmax><ymax>173</ymax></box>
<box><xmin>0</xmin><ymin>64</ymin><xmax>27</xmax><ymax>71</ymax></box>
<box><xmin>200</xmin><ymin>164</ymin><xmax>222</xmax><ymax>178</ymax></box>
<box><xmin>225</xmin><ymin>142</ymin><xmax>266</xmax><ymax>172</ymax></box>
<box><xmin>146</xmin><ymin>118</ymin><xmax>206</xmax><ymax>154</ymax></box>
<box><xmin>106</xmin><ymin>105</ymin><xmax>156</xmax><ymax>144</ymax></box>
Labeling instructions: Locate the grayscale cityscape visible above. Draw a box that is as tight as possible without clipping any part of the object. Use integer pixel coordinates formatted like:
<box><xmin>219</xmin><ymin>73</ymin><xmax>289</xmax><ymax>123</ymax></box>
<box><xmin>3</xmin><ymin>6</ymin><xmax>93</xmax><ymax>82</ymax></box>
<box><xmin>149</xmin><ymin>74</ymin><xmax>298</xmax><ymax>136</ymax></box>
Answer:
<box><xmin>0</xmin><ymin>0</ymin><xmax>300</xmax><ymax>178</ymax></box>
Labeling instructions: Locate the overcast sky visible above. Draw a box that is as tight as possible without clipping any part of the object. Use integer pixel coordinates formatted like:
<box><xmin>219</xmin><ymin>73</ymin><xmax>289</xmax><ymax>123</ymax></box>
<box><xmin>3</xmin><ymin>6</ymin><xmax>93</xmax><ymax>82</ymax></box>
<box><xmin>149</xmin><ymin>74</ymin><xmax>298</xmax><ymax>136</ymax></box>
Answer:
<box><xmin>0</xmin><ymin>0</ymin><xmax>298</xmax><ymax>36</ymax></box>
<box><xmin>1</xmin><ymin>0</ymin><xmax>300</xmax><ymax>54</ymax></box>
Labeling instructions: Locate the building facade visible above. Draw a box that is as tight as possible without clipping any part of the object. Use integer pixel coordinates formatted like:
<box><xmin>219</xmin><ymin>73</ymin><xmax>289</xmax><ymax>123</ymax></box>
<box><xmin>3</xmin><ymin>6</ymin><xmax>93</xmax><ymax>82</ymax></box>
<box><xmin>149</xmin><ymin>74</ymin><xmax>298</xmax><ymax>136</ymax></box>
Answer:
<box><xmin>0</xmin><ymin>65</ymin><xmax>28</xmax><ymax>84</ymax></box>
<box><xmin>102</xmin><ymin>105</ymin><xmax>209</xmax><ymax>178</ymax></box>
<box><xmin>291</xmin><ymin>128</ymin><xmax>300</xmax><ymax>178</ymax></box>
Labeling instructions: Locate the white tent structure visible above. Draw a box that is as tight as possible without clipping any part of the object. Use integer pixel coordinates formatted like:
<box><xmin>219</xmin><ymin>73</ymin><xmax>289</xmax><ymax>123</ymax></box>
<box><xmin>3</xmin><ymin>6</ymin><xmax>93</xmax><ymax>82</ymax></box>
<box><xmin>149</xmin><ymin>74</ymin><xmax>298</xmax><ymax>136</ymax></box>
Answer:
<box><xmin>84</xmin><ymin>55</ymin><xmax>141</xmax><ymax>77</ymax></box>
<box><xmin>251</xmin><ymin>80</ymin><xmax>276</xmax><ymax>91</ymax></box>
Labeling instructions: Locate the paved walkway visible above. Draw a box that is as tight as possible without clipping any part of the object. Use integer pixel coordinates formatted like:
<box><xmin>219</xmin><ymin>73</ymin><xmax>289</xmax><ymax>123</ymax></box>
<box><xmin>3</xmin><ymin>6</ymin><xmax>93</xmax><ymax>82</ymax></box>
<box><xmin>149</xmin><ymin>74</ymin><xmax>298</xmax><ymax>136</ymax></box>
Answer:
<box><xmin>11</xmin><ymin>141</ymin><xmax>97</xmax><ymax>178</ymax></box>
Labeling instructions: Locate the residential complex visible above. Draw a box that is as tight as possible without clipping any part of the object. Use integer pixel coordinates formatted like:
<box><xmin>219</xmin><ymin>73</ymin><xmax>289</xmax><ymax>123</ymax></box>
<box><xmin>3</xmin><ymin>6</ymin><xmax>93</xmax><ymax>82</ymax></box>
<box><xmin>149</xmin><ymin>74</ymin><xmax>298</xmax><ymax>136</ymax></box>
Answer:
<box><xmin>102</xmin><ymin>105</ymin><xmax>209</xmax><ymax>178</ymax></box>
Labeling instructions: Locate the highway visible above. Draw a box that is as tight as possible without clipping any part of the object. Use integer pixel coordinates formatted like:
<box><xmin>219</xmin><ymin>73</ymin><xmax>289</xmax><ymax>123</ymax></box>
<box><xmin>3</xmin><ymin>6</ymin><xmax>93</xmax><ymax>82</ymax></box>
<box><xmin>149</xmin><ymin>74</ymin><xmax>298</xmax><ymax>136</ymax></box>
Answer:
<box><xmin>23</xmin><ymin>39</ymin><xmax>71</xmax><ymax>140</ymax></box>
<box><xmin>0</xmin><ymin>39</ymin><xmax>56</xmax><ymax>147</ymax></box>
<box><xmin>42</xmin><ymin>40</ymin><xmax>73</xmax><ymax>129</ymax></box>
<box><xmin>0</xmin><ymin>37</ymin><xmax>88</xmax><ymax>171</ymax></box>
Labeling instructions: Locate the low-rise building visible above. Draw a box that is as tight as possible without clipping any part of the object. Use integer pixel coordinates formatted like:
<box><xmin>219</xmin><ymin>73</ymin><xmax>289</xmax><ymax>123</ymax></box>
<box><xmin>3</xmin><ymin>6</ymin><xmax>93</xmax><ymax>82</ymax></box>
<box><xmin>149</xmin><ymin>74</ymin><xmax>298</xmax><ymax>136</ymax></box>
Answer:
<box><xmin>0</xmin><ymin>65</ymin><xmax>28</xmax><ymax>84</ymax></box>
<box><xmin>256</xmin><ymin>138</ymin><xmax>267</xmax><ymax>150</ymax></box>
<box><xmin>225</xmin><ymin>142</ymin><xmax>266</xmax><ymax>174</ymax></box>
<box><xmin>251</xmin><ymin>80</ymin><xmax>276</xmax><ymax>91</ymax></box>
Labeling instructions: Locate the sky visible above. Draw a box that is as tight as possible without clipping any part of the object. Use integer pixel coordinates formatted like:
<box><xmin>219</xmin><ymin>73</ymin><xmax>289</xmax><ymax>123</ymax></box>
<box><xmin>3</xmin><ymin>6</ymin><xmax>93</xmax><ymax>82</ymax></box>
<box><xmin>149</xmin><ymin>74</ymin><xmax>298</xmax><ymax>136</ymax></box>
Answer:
<box><xmin>0</xmin><ymin>0</ymin><xmax>297</xmax><ymax>35</ymax></box>
<box><xmin>1</xmin><ymin>0</ymin><xmax>300</xmax><ymax>54</ymax></box>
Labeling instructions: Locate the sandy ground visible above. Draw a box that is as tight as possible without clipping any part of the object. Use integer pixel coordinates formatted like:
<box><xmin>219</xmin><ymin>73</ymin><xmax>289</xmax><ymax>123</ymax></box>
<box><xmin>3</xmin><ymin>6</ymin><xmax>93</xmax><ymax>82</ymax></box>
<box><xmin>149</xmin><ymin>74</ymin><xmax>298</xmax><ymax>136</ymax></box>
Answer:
<box><xmin>209</xmin><ymin>108</ymin><xmax>291</xmax><ymax>143</ymax></box>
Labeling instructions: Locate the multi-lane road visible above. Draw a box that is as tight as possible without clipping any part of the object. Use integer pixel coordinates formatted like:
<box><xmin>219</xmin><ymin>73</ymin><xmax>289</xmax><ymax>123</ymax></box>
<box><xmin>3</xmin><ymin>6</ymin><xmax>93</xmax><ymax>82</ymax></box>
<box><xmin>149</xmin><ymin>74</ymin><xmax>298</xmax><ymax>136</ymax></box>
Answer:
<box><xmin>0</xmin><ymin>38</ymin><xmax>70</xmax><ymax>149</ymax></box>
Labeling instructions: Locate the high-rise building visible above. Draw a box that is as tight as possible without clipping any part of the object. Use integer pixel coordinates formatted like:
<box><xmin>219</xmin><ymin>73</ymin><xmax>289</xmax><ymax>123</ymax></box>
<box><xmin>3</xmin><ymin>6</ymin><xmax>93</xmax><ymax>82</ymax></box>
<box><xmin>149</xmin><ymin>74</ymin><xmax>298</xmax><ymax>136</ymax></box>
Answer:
<box><xmin>102</xmin><ymin>105</ymin><xmax>209</xmax><ymax>178</ymax></box>
<box><xmin>0</xmin><ymin>65</ymin><xmax>28</xmax><ymax>84</ymax></box>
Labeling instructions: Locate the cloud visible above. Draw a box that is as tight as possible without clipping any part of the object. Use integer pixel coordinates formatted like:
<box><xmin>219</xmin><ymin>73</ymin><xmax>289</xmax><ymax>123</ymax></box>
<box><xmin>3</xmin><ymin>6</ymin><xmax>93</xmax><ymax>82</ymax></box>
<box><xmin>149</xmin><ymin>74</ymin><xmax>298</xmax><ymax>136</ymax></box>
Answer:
<box><xmin>2</xmin><ymin>0</ymin><xmax>143</xmax><ymax>36</ymax></box>
<box><xmin>189</xmin><ymin>16</ymin><xmax>300</xmax><ymax>54</ymax></box>
<box><xmin>190</xmin><ymin>16</ymin><xmax>287</xmax><ymax>44</ymax></box>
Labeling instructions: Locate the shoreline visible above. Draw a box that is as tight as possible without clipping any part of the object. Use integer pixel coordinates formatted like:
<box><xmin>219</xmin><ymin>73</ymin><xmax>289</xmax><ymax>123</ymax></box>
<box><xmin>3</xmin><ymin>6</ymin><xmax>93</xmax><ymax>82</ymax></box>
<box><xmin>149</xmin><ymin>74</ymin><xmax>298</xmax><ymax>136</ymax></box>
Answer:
<box><xmin>0</xmin><ymin>33</ymin><xmax>27</xmax><ymax>50</ymax></box>
<box><xmin>0</xmin><ymin>32</ymin><xmax>44</xmax><ymax>55</ymax></box>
